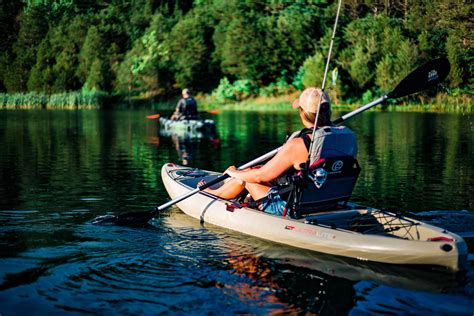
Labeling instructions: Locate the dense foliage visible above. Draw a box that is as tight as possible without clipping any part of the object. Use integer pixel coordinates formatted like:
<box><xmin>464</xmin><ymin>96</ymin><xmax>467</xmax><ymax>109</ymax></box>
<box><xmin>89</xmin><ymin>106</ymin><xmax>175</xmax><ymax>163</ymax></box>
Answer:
<box><xmin>0</xmin><ymin>0</ymin><xmax>472</xmax><ymax>105</ymax></box>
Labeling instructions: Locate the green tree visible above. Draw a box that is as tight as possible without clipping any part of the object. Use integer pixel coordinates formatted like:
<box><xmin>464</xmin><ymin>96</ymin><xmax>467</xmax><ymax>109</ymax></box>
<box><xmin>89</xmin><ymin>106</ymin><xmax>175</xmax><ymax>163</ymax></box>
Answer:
<box><xmin>213</xmin><ymin>1</ymin><xmax>324</xmax><ymax>86</ymax></box>
<box><xmin>3</xmin><ymin>4</ymin><xmax>50</xmax><ymax>92</ymax></box>
<box><xmin>168</xmin><ymin>6</ymin><xmax>219</xmax><ymax>92</ymax></box>
<box><xmin>28</xmin><ymin>14</ymin><xmax>89</xmax><ymax>92</ymax></box>
<box><xmin>435</xmin><ymin>0</ymin><xmax>473</xmax><ymax>87</ymax></box>
<box><xmin>375</xmin><ymin>40</ymin><xmax>419</xmax><ymax>92</ymax></box>
<box><xmin>27</xmin><ymin>32</ymin><xmax>57</xmax><ymax>92</ymax></box>
<box><xmin>77</xmin><ymin>26</ymin><xmax>108</xmax><ymax>91</ymax></box>
<box><xmin>300</xmin><ymin>52</ymin><xmax>326</xmax><ymax>88</ymax></box>
<box><xmin>116</xmin><ymin>11</ymin><xmax>175</xmax><ymax>95</ymax></box>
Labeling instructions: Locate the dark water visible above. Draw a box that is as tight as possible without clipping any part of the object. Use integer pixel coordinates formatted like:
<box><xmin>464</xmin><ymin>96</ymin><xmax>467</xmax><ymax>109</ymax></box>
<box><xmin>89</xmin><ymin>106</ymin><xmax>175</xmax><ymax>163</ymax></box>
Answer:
<box><xmin>0</xmin><ymin>109</ymin><xmax>473</xmax><ymax>314</ymax></box>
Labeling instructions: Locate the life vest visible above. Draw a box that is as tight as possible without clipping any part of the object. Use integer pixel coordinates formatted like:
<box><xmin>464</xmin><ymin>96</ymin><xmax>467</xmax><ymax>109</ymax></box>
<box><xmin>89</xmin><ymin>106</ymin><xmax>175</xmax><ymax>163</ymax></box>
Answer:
<box><xmin>183</xmin><ymin>97</ymin><xmax>198</xmax><ymax>118</ymax></box>
<box><xmin>275</xmin><ymin>125</ymin><xmax>358</xmax><ymax>194</ymax></box>
<box><xmin>286</xmin><ymin>126</ymin><xmax>357</xmax><ymax>165</ymax></box>
<box><xmin>282</xmin><ymin>126</ymin><xmax>360</xmax><ymax>215</ymax></box>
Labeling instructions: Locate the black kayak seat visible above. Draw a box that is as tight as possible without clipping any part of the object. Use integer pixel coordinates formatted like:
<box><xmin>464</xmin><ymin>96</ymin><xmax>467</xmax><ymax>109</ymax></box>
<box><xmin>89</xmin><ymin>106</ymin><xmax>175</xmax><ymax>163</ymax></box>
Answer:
<box><xmin>288</xmin><ymin>126</ymin><xmax>361</xmax><ymax>215</ymax></box>
<box><xmin>297</xmin><ymin>156</ymin><xmax>361</xmax><ymax>214</ymax></box>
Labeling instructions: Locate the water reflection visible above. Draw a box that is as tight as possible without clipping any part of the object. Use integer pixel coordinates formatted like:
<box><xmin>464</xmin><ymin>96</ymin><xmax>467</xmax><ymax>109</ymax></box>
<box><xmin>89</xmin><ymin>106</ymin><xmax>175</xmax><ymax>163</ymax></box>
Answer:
<box><xmin>0</xmin><ymin>109</ymin><xmax>473</xmax><ymax>314</ymax></box>
<box><xmin>151</xmin><ymin>132</ymin><xmax>220</xmax><ymax>167</ymax></box>
<box><xmin>152</xmin><ymin>113</ymin><xmax>221</xmax><ymax>166</ymax></box>
<box><xmin>162</xmin><ymin>209</ymin><xmax>355</xmax><ymax>314</ymax></box>
<box><xmin>163</xmin><ymin>209</ymin><xmax>471</xmax><ymax>314</ymax></box>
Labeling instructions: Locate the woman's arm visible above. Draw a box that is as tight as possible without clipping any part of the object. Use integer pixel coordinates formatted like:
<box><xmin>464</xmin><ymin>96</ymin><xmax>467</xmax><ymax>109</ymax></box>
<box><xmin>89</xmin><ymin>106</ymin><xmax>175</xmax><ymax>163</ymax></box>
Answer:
<box><xmin>226</xmin><ymin>138</ymin><xmax>308</xmax><ymax>183</ymax></box>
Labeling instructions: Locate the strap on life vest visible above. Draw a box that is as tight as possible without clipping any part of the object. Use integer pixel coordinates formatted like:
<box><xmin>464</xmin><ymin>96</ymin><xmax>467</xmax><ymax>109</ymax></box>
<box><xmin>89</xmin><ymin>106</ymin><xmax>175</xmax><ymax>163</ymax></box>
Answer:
<box><xmin>297</xmin><ymin>127</ymin><xmax>313</xmax><ymax>153</ymax></box>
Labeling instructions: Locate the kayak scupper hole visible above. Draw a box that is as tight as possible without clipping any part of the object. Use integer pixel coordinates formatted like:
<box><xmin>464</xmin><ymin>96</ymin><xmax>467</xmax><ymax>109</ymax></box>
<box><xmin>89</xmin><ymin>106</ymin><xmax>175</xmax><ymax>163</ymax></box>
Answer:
<box><xmin>441</xmin><ymin>244</ymin><xmax>453</xmax><ymax>252</ymax></box>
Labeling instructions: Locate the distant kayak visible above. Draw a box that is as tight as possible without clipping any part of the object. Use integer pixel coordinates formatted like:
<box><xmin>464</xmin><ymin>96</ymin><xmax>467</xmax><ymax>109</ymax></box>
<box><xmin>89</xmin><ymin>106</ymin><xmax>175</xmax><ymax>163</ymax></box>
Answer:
<box><xmin>159</xmin><ymin>117</ymin><xmax>216</xmax><ymax>139</ymax></box>
<box><xmin>161</xmin><ymin>163</ymin><xmax>468</xmax><ymax>271</ymax></box>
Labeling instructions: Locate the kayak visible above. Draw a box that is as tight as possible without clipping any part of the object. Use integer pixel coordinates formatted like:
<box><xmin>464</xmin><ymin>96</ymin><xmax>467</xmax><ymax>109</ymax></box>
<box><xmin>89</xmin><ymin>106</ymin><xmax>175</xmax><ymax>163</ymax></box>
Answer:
<box><xmin>164</xmin><ymin>208</ymin><xmax>460</xmax><ymax>292</ymax></box>
<box><xmin>161</xmin><ymin>163</ymin><xmax>468</xmax><ymax>271</ymax></box>
<box><xmin>159</xmin><ymin>117</ymin><xmax>216</xmax><ymax>139</ymax></box>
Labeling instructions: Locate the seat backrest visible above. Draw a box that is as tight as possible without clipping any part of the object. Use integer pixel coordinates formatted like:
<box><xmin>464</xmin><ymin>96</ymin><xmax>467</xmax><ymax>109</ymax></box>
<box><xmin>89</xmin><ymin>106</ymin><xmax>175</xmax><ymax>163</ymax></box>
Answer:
<box><xmin>292</xmin><ymin>126</ymin><xmax>360</xmax><ymax>214</ymax></box>
<box><xmin>297</xmin><ymin>156</ymin><xmax>361</xmax><ymax>213</ymax></box>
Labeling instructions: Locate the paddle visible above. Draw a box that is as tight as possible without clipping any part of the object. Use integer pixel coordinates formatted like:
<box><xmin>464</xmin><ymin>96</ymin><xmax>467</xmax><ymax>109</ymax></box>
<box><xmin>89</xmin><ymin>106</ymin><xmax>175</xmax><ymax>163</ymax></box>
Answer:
<box><xmin>146</xmin><ymin>109</ymin><xmax>220</xmax><ymax>119</ymax></box>
<box><xmin>146</xmin><ymin>114</ymin><xmax>161</xmax><ymax>119</ymax></box>
<box><xmin>92</xmin><ymin>58</ymin><xmax>450</xmax><ymax>226</ymax></box>
<box><xmin>332</xmin><ymin>58</ymin><xmax>450</xmax><ymax>125</ymax></box>
<box><xmin>206</xmin><ymin>109</ymin><xmax>221</xmax><ymax>114</ymax></box>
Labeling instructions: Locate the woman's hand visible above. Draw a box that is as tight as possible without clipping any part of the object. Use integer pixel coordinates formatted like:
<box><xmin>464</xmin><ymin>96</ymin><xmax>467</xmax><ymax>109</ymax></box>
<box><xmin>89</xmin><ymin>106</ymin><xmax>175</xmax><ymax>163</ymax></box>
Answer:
<box><xmin>197</xmin><ymin>179</ymin><xmax>207</xmax><ymax>188</ymax></box>
<box><xmin>224</xmin><ymin>165</ymin><xmax>238</xmax><ymax>178</ymax></box>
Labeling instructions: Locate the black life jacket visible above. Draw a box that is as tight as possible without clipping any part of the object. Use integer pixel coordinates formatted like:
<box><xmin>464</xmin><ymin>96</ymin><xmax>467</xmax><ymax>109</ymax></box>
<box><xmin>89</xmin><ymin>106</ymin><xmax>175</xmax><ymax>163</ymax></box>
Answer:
<box><xmin>183</xmin><ymin>97</ymin><xmax>198</xmax><ymax>117</ymax></box>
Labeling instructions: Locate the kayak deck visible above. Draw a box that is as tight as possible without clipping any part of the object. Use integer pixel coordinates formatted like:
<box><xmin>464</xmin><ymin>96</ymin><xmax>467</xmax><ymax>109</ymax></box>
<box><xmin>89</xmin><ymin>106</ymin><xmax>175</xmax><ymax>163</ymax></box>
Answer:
<box><xmin>162</xmin><ymin>164</ymin><xmax>468</xmax><ymax>271</ymax></box>
<box><xmin>174</xmin><ymin>170</ymin><xmax>422</xmax><ymax>241</ymax></box>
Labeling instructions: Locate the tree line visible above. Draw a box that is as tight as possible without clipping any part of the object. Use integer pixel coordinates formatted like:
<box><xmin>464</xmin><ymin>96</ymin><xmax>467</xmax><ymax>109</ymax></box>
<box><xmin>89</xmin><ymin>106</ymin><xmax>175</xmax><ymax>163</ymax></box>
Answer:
<box><xmin>0</xmin><ymin>0</ymin><xmax>471</xmax><ymax>106</ymax></box>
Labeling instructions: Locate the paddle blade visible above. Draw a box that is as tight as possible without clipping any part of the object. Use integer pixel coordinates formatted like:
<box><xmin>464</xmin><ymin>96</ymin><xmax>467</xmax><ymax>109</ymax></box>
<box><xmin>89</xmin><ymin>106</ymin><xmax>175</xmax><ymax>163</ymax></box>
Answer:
<box><xmin>91</xmin><ymin>210</ymin><xmax>156</xmax><ymax>226</ymax></box>
<box><xmin>387</xmin><ymin>58</ymin><xmax>450</xmax><ymax>99</ymax></box>
<box><xmin>207</xmin><ymin>109</ymin><xmax>221</xmax><ymax>114</ymax></box>
<box><xmin>146</xmin><ymin>114</ymin><xmax>161</xmax><ymax>119</ymax></box>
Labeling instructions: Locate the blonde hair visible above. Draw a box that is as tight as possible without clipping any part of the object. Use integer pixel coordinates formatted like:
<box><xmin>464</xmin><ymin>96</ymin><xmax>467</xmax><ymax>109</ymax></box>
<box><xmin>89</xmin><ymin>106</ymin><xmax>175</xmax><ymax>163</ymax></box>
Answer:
<box><xmin>300</xmin><ymin>105</ymin><xmax>332</xmax><ymax>127</ymax></box>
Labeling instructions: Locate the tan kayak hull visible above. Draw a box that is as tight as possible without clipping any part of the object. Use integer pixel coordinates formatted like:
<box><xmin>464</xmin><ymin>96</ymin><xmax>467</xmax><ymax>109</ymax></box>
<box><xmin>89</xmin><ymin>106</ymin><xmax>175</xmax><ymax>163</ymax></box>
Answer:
<box><xmin>161</xmin><ymin>164</ymin><xmax>468</xmax><ymax>271</ymax></box>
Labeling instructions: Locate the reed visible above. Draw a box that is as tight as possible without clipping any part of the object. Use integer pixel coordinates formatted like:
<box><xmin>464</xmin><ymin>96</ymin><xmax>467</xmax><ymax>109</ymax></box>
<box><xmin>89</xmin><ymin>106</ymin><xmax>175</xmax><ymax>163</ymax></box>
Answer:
<box><xmin>0</xmin><ymin>91</ymin><xmax>108</xmax><ymax>109</ymax></box>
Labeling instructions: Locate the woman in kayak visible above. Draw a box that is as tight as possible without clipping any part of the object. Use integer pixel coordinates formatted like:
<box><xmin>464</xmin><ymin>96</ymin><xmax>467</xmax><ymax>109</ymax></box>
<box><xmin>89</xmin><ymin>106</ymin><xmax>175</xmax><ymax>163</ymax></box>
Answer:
<box><xmin>199</xmin><ymin>87</ymin><xmax>332</xmax><ymax>215</ymax></box>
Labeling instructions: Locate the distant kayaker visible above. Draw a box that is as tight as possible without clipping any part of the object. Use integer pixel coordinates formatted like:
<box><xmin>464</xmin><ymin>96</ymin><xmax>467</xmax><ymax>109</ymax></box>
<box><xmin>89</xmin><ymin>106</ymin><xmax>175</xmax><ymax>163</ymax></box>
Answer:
<box><xmin>171</xmin><ymin>88</ymin><xmax>199</xmax><ymax>120</ymax></box>
<box><xmin>198</xmin><ymin>87</ymin><xmax>336</xmax><ymax>216</ymax></box>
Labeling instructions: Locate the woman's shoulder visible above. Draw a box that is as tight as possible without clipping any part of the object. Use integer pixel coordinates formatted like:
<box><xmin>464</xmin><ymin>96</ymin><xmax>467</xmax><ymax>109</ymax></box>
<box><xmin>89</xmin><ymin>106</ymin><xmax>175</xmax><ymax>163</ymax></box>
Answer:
<box><xmin>283</xmin><ymin>136</ymin><xmax>307</xmax><ymax>151</ymax></box>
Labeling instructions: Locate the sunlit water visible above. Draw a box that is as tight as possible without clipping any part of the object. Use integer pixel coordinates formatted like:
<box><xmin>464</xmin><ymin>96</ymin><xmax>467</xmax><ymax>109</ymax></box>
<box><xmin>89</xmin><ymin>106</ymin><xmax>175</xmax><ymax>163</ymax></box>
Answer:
<box><xmin>0</xmin><ymin>109</ymin><xmax>473</xmax><ymax>314</ymax></box>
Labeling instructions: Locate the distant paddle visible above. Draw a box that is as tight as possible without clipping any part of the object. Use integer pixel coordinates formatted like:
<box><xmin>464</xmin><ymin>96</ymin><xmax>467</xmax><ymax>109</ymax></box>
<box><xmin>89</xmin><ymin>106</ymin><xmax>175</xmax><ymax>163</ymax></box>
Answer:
<box><xmin>92</xmin><ymin>58</ymin><xmax>450</xmax><ymax>226</ymax></box>
<box><xmin>146</xmin><ymin>114</ymin><xmax>161</xmax><ymax>119</ymax></box>
<box><xmin>146</xmin><ymin>109</ymin><xmax>220</xmax><ymax>120</ymax></box>
<box><xmin>206</xmin><ymin>109</ymin><xmax>221</xmax><ymax>114</ymax></box>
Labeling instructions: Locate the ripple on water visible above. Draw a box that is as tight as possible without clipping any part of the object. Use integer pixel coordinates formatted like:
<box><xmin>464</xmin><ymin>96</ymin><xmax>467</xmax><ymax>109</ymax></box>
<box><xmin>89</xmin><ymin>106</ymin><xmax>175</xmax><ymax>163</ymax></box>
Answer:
<box><xmin>0</xmin><ymin>209</ymin><xmax>39</xmax><ymax>225</ymax></box>
<box><xmin>350</xmin><ymin>280</ymin><xmax>474</xmax><ymax>315</ymax></box>
<box><xmin>415</xmin><ymin>210</ymin><xmax>474</xmax><ymax>237</ymax></box>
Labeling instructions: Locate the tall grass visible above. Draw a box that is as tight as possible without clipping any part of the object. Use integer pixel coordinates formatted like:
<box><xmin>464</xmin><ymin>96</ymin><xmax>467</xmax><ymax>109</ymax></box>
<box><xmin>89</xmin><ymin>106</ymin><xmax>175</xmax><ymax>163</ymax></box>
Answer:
<box><xmin>0</xmin><ymin>91</ymin><xmax>108</xmax><ymax>109</ymax></box>
<box><xmin>200</xmin><ymin>91</ymin><xmax>473</xmax><ymax>113</ymax></box>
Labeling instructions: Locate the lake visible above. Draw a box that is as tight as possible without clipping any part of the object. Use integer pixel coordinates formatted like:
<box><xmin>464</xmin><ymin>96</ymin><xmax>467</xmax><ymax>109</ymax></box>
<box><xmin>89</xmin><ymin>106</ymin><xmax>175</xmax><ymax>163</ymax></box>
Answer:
<box><xmin>0</xmin><ymin>109</ymin><xmax>473</xmax><ymax>314</ymax></box>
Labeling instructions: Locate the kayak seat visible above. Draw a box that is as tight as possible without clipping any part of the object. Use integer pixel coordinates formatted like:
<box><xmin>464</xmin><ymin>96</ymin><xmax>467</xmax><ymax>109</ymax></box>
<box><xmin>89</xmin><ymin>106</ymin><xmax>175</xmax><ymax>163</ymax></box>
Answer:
<box><xmin>288</xmin><ymin>156</ymin><xmax>361</xmax><ymax>216</ymax></box>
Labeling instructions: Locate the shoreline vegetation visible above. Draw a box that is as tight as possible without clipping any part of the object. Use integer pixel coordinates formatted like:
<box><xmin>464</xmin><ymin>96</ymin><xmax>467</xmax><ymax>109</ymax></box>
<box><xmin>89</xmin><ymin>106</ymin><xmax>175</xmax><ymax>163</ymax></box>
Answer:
<box><xmin>1</xmin><ymin>90</ymin><xmax>472</xmax><ymax>113</ymax></box>
<box><xmin>199</xmin><ymin>91</ymin><xmax>473</xmax><ymax>113</ymax></box>
<box><xmin>1</xmin><ymin>1</ymin><xmax>471</xmax><ymax>115</ymax></box>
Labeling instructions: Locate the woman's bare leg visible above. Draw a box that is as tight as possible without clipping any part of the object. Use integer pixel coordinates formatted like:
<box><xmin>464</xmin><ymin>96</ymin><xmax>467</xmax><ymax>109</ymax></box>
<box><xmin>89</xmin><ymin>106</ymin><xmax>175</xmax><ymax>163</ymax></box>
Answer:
<box><xmin>245</xmin><ymin>182</ymin><xmax>272</xmax><ymax>201</ymax></box>
<box><xmin>201</xmin><ymin>178</ymin><xmax>246</xmax><ymax>199</ymax></box>
<box><xmin>200</xmin><ymin>175</ymin><xmax>271</xmax><ymax>201</ymax></box>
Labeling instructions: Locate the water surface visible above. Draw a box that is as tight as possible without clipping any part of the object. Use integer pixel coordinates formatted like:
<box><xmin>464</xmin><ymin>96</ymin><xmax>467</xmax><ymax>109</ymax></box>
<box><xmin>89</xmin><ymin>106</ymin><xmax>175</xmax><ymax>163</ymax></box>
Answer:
<box><xmin>0</xmin><ymin>109</ymin><xmax>473</xmax><ymax>314</ymax></box>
